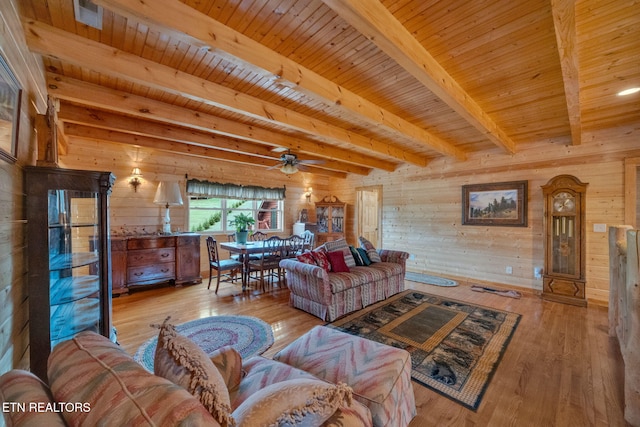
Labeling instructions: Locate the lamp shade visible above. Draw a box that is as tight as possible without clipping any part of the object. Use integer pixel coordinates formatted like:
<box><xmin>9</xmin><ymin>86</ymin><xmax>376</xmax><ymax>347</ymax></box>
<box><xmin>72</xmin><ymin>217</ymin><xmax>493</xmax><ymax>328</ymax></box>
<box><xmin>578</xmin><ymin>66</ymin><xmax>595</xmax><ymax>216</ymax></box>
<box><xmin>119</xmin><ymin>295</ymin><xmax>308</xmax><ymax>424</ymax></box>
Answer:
<box><xmin>280</xmin><ymin>163</ymin><xmax>298</xmax><ymax>174</ymax></box>
<box><xmin>153</xmin><ymin>182</ymin><xmax>183</xmax><ymax>206</ymax></box>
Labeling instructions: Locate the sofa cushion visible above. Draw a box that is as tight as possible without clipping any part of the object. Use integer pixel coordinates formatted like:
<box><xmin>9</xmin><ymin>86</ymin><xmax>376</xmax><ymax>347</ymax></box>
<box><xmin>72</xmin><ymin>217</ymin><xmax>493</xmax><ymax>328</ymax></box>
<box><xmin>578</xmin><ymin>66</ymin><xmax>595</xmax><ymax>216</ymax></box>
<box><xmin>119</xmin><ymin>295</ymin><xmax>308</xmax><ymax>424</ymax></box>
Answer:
<box><xmin>357</xmin><ymin>247</ymin><xmax>372</xmax><ymax>266</ymax></box>
<box><xmin>349</xmin><ymin>246</ymin><xmax>364</xmax><ymax>266</ymax></box>
<box><xmin>154</xmin><ymin>319</ymin><xmax>234</xmax><ymax>427</ymax></box>
<box><xmin>296</xmin><ymin>250</ymin><xmax>317</xmax><ymax>265</ymax></box>
<box><xmin>358</xmin><ymin>237</ymin><xmax>382</xmax><ymax>263</ymax></box>
<box><xmin>327</xmin><ymin>250</ymin><xmax>350</xmax><ymax>272</ymax></box>
<box><xmin>0</xmin><ymin>370</ymin><xmax>67</xmax><ymax>427</ymax></box>
<box><xmin>312</xmin><ymin>248</ymin><xmax>332</xmax><ymax>272</ymax></box>
<box><xmin>209</xmin><ymin>345</ymin><xmax>243</xmax><ymax>396</ymax></box>
<box><xmin>232</xmin><ymin>378</ymin><xmax>353</xmax><ymax>427</ymax></box>
<box><xmin>324</xmin><ymin>239</ymin><xmax>356</xmax><ymax>267</ymax></box>
<box><xmin>233</xmin><ymin>356</ymin><xmax>320</xmax><ymax>410</ymax></box>
<box><xmin>354</xmin><ymin>262</ymin><xmax>404</xmax><ymax>280</ymax></box>
<box><xmin>48</xmin><ymin>331</ymin><xmax>218</xmax><ymax>427</ymax></box>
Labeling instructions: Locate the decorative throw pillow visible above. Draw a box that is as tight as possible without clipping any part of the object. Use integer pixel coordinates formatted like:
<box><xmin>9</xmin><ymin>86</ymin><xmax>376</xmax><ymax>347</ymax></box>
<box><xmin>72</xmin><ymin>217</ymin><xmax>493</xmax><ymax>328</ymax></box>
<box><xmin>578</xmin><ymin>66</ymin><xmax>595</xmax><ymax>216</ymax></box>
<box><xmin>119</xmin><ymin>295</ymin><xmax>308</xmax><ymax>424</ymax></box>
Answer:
<box><xmin>358</xmin><ymin>236</ymin><xmax>382</xmax><ymax>263</ymax></box>
<box><xmin>356</xmin><ymin>247</ymin><xmax>372</xmax><ymax>266</ymax></box>
<box><xmin>154</xmin><ymin>317</ymin><xmax>235</xmax><ymax>427</ymax></box>
<box><xmin>324</xmin><ymin>239</ymin><xmax>356</xmax><ymax>267</ymax></box>
<box><xmin>296</xmin><ymin>250</ymin><xmax>317</xmax><ymax>266</ymax></box>
<box><xmin>311</xmin><ymin>248</ymin><xmax>332</xmax><ymax>272</ymax></box>
<box><xmin>209</xmin><ymin>345</ymin><xmax>243</xmax><ymax>394</ymax></box>
<box><xmin>349</xmin><ymin>245</ymin><xmax>364</xmax><ymax>266</ymax></box>
<box><xmin>232</xmin><ymin>378</ymin><xmax>353</xmax><ymax>427</ymax></box>
<box><xmin>327</xmin><ymin>250</ymin><xmax>350</xmax><ymax>272</ymax></box>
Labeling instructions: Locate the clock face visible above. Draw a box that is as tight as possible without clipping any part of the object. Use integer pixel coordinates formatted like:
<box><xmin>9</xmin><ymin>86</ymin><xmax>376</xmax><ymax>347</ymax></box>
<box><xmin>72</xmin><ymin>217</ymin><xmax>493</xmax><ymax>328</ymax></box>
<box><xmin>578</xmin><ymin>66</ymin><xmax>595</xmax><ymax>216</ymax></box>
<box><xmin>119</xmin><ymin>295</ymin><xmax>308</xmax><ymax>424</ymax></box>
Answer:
<box><xmin>553</xmin><ymin>192</ymin><xmax>575</xmax><ymax>213</ymax></box>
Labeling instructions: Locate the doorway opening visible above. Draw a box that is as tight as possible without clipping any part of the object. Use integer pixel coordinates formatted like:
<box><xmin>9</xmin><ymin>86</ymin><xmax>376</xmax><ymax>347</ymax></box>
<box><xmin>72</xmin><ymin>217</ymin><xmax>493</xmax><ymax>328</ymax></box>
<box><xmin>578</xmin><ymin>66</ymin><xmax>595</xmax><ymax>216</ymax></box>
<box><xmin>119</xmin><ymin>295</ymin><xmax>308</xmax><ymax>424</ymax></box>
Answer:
<box><xmin>356</xmin><ymin>186</ymin><xmax>382</xmax><ymax>247</ymax></box>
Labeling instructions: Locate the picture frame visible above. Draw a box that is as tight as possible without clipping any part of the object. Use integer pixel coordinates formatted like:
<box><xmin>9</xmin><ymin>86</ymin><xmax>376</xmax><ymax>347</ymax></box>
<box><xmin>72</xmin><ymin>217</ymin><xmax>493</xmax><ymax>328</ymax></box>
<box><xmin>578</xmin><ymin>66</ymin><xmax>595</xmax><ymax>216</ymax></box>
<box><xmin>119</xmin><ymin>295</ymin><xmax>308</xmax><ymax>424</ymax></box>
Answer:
<box><xmin>0</xmin><ymin>54</ymin><xmax>22</xmax><ymax>164</ymax></box>
<box><xmin>462</xmin><ymin>180</ymin><xmax>528</xmax><ymax>227</ymax></box>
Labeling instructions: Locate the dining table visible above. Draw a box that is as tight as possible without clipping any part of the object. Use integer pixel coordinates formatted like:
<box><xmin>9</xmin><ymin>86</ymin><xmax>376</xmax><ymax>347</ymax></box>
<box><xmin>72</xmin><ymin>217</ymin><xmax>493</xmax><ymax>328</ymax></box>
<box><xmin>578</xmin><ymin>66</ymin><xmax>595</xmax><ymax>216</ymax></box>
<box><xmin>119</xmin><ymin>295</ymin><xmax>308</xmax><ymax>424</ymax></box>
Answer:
<box><xmin>219</xmin><ymin>240</ymin><xmax>269</xmax><ymax>290</ymax></box>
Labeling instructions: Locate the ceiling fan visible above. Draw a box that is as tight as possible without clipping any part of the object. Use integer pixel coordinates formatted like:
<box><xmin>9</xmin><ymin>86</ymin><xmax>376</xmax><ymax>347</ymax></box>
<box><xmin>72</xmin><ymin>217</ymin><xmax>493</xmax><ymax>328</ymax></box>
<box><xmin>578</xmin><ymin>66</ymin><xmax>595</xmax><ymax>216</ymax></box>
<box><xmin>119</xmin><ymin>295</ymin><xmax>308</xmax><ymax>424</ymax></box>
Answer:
<box><xmin>267</xmin><ymin>151</ymin><xmax>324</xmax><ymax>174</ymax></box>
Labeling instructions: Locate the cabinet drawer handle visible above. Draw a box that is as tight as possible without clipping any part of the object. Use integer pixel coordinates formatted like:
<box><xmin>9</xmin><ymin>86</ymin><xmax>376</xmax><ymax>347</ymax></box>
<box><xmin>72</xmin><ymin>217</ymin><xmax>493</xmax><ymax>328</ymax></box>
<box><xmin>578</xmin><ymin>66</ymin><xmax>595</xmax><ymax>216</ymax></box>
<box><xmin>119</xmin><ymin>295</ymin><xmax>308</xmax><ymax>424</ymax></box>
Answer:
<box><xmin>134</xmin><ymin>272</ymin><xmax>144</xmax><ymax>277</ymax></box>
<box><xmin>160</xmin><ymin>253</ymin><xmax>170</xmax><ymax>258</ymax></box>
<box><xmin>161</xmin><ymin>268</ymin><xmax>170</xmax><ymax>273</ymax></box>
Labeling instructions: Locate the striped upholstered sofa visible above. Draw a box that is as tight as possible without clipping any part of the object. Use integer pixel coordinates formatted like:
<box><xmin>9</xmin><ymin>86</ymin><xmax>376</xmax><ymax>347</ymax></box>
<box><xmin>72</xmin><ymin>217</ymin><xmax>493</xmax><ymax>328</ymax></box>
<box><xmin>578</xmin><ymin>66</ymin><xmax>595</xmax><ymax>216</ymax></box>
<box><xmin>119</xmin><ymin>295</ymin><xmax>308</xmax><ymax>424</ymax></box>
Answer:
<box><xmin>0</xmin><ymin>329</ymin><xmax>372</xmax><ymax>426</ymax></box>
<box><xmin>280</xmin><ymin>238</ymin><xmax>409</xmax><ymax>321</ymax></box>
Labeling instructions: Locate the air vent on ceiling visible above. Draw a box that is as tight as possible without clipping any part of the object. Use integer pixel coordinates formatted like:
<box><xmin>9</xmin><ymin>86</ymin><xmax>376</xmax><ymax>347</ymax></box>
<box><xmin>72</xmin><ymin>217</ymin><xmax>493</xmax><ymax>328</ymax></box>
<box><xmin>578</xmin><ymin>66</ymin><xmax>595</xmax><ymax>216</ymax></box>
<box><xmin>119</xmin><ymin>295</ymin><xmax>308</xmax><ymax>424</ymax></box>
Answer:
<box><xmin>73</xmin><ymin>0</ymin><xmax>103</xmax><ymax>30</ymax></box>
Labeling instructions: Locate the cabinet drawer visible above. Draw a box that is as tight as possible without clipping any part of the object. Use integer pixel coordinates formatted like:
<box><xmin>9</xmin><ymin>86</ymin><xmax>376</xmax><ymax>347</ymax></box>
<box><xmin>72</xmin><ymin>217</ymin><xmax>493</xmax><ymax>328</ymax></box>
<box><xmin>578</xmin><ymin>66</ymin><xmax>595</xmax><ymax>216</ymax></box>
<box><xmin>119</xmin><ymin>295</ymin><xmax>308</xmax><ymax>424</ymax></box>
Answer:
<box><xmin>127</xmin><ymin>237</ymin><xmax>176</xmax><ymax>250</ymax></box>
<box><xmin>127</xmin><ymin>263</ymin><xmax>176</xmax><ymax>283</ymax></box>
<box><xmin>127</xmin><ymin>248</ymin><xmax>175</xmax><ymax>266</ymax></box>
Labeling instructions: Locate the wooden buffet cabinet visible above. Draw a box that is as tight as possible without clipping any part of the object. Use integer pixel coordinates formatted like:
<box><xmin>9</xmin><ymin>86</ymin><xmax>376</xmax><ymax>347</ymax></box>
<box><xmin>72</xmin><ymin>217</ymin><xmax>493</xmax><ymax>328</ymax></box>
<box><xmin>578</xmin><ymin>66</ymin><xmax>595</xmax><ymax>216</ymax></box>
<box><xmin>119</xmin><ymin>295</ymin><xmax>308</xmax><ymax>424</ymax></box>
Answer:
<box><xmin>111</xmin><ymin>234</ymin><xmax>202</xmax><ymax>295</ymax></box>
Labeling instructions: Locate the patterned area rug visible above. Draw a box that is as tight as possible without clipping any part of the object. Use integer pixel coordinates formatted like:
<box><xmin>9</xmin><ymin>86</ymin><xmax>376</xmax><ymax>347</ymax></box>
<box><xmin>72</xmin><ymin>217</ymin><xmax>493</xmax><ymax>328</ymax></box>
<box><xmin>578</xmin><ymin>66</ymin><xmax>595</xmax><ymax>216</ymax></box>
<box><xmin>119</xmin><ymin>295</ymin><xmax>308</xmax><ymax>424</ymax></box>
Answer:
<box><xmin>405</xmin><ymin>272</ymin><xmax>458</xmax><ymax>287</ymax></box>
<box><xmin>328</xmin><ymin>290</ymin><xmax>520</xmax><ymax>410</ymax></box>
<box><xmin>134</xmin><ymin>315</ymin><xmax>274</xmax><ymax>371</ymax></box>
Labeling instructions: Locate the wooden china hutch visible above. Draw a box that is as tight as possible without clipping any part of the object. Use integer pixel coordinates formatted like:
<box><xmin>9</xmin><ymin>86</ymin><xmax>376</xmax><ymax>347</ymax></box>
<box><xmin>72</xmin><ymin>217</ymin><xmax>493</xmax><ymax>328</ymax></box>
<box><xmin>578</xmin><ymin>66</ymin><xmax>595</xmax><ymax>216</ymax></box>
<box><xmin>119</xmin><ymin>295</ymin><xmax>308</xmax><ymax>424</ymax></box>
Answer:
<box><xmin>315</xmin><ymin>195</ymin><xmax>346</xmax><ymax>246</ymax></box>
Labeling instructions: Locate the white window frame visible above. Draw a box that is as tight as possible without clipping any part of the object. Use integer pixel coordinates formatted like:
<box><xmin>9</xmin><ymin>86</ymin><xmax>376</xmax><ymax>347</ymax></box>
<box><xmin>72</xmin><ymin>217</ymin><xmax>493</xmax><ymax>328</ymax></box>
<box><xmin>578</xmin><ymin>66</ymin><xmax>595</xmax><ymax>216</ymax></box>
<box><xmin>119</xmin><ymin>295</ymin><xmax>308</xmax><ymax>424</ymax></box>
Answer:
<box><xmin>188</xmin><ymin>197</ymin><xmax>284</xmax><ymax>233</ymax></box>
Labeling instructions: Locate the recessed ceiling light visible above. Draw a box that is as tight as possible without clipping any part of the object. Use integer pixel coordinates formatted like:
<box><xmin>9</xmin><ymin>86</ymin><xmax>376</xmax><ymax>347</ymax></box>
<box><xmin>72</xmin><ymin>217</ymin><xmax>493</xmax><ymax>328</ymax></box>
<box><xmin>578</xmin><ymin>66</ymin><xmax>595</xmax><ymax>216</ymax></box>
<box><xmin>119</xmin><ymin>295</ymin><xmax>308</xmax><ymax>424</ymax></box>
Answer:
<box><xmin>617</xmin><ymin>87</ymin><xmax>640</xmax><ymax>96</ymax></box>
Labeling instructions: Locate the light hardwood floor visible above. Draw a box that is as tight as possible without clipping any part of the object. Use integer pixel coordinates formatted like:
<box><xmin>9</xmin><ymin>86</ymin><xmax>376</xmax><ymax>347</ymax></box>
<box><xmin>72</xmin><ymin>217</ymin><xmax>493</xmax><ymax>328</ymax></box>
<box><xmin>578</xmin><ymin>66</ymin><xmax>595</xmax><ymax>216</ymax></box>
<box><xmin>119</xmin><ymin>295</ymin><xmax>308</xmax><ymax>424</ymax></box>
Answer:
<box><xmin>112</xmin><ymin>279</ymin><xmax>629</xmax><ymax>427</ymax></box>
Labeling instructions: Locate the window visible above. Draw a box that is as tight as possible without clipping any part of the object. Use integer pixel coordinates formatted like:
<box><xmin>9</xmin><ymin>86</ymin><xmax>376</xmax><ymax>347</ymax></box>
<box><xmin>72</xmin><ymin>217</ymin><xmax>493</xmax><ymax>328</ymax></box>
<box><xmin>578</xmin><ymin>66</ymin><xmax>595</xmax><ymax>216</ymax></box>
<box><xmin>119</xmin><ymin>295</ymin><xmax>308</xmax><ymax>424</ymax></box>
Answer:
<box><xmin>189</xmin><ymin>197</ymin><xmax>284</xmax><ymax>233</ymax></box>
<box><xmin>186</xmin><ymin>179</ymin><xmax>286</xmax><ymax>233</ymax></box>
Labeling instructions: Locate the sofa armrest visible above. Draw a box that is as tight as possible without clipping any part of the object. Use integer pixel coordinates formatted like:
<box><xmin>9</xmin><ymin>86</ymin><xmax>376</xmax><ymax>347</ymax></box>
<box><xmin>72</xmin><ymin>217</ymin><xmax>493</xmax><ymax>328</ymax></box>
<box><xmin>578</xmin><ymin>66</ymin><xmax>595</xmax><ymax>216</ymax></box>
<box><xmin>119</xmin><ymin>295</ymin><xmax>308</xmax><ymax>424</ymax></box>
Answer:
<box><xmin>378</xmin><ymin>249</ymin><xmax>409</xmax><ymax>266</ymax></box>
<box><xmin>0</xmin><ymin>370</ymin><xmax>67</xmax><ymax>427</ymax></box>
<box><xmin>279</xmin><ymin>259</ymin><xmax>326</xmax><ymax>279</ymax></box>
<box><xmin>279</xmin><ymin>259</ymin><xmax>333</xmax><ymax>304</ymax></box>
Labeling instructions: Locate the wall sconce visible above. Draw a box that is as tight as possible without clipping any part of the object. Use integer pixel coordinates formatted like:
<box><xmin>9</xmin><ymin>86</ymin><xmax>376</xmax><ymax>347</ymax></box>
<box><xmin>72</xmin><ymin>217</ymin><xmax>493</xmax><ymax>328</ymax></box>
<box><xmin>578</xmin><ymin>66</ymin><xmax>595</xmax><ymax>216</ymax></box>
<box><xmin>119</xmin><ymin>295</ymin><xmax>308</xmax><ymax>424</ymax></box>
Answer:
<box><xmin>305</xmin><ymin>187</ymin><xmax>313</xmax><ymax>203</ymax></box>
<box><xmin>129</xmin><ymin>167</ymin><xmax>142</xmax><ymax>192</ymax></box>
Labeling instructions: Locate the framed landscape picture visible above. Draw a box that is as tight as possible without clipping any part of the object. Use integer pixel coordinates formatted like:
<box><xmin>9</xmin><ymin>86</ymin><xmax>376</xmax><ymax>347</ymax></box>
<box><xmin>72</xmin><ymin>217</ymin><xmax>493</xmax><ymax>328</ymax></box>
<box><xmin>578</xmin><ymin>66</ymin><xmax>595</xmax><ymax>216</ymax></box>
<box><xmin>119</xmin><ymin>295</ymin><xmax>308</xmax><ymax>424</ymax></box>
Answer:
<box><xmin>0</xmin><ymin>54</ymin><xmax>21</xmax><ymax>164</ymax></box>
<box><xmin>462</xmin><ymin>180</ymin><xmax>528</xmax><ymax>227</ymax></box>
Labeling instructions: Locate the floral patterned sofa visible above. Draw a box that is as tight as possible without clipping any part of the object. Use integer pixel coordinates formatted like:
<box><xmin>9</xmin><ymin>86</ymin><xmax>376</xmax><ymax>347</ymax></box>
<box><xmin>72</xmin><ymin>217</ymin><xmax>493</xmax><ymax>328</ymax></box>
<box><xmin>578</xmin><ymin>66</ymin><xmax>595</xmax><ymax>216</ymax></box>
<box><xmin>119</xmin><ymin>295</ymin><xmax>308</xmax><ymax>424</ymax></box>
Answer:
<box><xmin>280</xmin><ymin>238</ymin><xmax>409</xmax><ymax>321</ymax></box>
<box><xmin>0</xmin><ymin>321</ymin><xmax>372</xmax><ymax>427</ymax></box>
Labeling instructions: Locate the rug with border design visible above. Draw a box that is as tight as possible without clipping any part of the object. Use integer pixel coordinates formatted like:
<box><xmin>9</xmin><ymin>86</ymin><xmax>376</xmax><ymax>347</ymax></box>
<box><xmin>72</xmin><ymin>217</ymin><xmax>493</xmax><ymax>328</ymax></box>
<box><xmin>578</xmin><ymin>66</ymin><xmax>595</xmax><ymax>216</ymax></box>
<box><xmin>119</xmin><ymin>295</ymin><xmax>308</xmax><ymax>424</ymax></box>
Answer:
<box><xmin>327</xmin><ymin>290</ymin><xmax>520</xmax><ymax>410</ymax></box>
<box><xmin>134</xmin><ymin>315</ymin><xmax>274</xmax><ymax>372</ymax></box>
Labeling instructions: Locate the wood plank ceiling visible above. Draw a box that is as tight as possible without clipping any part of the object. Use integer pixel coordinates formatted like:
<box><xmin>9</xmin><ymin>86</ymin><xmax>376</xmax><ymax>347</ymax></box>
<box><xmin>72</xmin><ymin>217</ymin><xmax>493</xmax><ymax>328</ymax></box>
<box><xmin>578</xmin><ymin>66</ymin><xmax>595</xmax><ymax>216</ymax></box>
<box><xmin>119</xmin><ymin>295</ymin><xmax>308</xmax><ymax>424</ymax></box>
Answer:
<box><xmin>18</xmin><ymin>0</ymin><xmax>640</xmax><ymax>177</ymax></box>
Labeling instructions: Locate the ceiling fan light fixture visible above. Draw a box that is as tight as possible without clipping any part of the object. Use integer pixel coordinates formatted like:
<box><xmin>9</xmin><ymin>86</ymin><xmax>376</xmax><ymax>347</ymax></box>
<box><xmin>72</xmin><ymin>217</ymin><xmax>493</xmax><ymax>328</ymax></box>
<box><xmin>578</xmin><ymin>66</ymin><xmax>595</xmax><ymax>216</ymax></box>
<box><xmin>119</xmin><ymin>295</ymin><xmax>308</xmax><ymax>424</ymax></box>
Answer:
<box><xmin>280</xmin><ymin>163</ymin><xmax>298</xmax><ymax>174</ymax></box>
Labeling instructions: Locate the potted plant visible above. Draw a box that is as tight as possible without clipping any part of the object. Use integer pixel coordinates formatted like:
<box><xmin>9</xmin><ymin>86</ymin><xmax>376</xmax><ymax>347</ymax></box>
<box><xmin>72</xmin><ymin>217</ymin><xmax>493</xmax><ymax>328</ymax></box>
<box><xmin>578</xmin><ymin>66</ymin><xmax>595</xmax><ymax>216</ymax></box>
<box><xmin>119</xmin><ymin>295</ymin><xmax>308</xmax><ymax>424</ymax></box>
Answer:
<box><xmin>229</xmin><ymin>213</ymin><xmax>255</xmax><ymax>244</ymax></box>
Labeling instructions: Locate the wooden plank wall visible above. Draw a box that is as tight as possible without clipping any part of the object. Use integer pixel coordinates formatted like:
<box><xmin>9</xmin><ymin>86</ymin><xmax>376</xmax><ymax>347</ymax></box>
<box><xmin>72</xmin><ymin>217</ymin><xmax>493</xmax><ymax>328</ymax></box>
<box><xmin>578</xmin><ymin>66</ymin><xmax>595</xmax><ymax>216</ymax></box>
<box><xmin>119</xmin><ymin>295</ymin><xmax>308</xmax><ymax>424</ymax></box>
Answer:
<box><xmin>0</xmin><ymin>0</ymin><xmax>47</xmax><ymax>375</ymax></box>
<box><xmin>331</xmin><ymin>125</ymin><xmax>639</xmax><ymax>304</ymax></box>
<box><xmin>59</xmin><ymin>138</ymin><xmax>329</xmax><ymax>275</ymax></box>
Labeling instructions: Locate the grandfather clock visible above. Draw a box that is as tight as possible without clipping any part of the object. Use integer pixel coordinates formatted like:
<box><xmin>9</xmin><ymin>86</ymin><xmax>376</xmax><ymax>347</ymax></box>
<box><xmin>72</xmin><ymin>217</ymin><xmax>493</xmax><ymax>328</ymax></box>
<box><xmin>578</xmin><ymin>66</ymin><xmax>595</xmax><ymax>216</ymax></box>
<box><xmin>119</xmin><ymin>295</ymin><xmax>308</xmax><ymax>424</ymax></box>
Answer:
<box><xmin>541</xmin><ymin>175</ymin><xmax>588</xmax><ymax>306</ymax></box>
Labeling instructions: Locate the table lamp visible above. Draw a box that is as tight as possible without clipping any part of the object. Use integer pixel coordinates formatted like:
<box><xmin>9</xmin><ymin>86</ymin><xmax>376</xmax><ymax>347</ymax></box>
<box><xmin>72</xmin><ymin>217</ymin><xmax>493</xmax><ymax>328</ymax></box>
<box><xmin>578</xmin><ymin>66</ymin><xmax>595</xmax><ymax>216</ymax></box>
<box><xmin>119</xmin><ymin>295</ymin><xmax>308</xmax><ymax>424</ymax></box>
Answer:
<box><xmin>153</xmin><ymin>181</ymin><xmax>183</xmax><ymax>234</ymax></box>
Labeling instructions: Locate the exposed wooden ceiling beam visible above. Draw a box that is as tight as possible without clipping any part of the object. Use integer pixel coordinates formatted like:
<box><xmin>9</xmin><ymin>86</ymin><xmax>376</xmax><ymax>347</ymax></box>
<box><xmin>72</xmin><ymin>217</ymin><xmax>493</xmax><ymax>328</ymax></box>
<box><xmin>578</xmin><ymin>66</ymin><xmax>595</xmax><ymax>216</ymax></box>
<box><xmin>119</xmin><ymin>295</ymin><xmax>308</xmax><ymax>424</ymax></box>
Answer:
<box><xmin>57</xmin><ymin>103</ymin><xmax>370</xmax><ymax>175</ymax></box>
<box><xmin>24</xmin><ymin>19</ymin><xmax>429</xmax><ymax>167</ymax></box>
<box><xmin>321</xmin><ymin>0</ymin><xmax>517</xmax><ymax>154</ymax></box>
<box><xmin>46</xmin><ymin>73</ymin><xmax>384</xmax><ymax>172</ymax></box>
<box><xmin>64</xmin><ymin>124</ymin><xmax>348</xmax><ymax>178</ymax></box>
<box><xmin>93</xmin><ymin>0</ymin><xmax>467</xmax><ymax>161</ymax></box>
<box><xmin>551</xmin><ymin>0</ymin><xmax>582</xmax><ymax>145</ymax></box>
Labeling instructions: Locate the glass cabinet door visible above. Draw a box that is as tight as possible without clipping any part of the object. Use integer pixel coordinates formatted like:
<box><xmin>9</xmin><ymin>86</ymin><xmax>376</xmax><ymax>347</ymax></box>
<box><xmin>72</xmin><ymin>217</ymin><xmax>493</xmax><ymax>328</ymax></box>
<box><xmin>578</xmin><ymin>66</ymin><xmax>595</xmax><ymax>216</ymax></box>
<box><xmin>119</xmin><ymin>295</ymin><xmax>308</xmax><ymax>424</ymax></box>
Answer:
<box><xmin>48</xmin><ymin>190</ymin><xmax>102</xmax><ymax>347</ymax></box>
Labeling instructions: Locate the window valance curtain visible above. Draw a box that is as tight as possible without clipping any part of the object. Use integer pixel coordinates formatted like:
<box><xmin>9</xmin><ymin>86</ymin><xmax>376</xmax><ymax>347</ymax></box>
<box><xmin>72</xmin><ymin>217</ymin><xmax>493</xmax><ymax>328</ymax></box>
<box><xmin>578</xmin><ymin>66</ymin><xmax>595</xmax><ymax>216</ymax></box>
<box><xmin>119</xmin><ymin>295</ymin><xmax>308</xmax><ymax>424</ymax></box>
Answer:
<box><xmin>187</xmin><ymin>179</ymin><xmax>286</xmax><ymax>200</ymax></box>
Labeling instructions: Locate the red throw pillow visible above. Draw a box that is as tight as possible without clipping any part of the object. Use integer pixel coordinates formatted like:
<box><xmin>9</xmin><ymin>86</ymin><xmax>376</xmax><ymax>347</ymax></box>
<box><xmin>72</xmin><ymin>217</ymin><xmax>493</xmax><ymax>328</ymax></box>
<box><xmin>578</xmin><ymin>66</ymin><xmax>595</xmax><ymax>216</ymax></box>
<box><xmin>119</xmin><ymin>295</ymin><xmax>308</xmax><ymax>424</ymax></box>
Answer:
<box><xmin>311</xmin><ymin>249</ymin><xmax>331</xmax><ymax>272</ymax></box>
<box><xmin>296</xmin><ymin>251</ymin><xmax>317</xmax><ymax>265</ymax></box>
<box><xmin>327</xmin><ymin>250</ymin><xmax>350</xmax><ymax>273</ymax></box>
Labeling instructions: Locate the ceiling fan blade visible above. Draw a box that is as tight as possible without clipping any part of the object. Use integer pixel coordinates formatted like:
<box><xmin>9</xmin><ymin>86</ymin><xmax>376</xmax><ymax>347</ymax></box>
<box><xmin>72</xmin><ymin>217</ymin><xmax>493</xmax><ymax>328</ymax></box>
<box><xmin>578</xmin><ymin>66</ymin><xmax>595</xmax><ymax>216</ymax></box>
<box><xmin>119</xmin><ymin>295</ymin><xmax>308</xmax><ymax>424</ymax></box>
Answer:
<box><xmin>265</xmin><ymin>163</ymin><xmax>282</xmax><ymax>170</ymax></box>
<box><xmin>298</xmin><ymin>159</ymin><xmax>325</xmax><ymax>165</ymax></box>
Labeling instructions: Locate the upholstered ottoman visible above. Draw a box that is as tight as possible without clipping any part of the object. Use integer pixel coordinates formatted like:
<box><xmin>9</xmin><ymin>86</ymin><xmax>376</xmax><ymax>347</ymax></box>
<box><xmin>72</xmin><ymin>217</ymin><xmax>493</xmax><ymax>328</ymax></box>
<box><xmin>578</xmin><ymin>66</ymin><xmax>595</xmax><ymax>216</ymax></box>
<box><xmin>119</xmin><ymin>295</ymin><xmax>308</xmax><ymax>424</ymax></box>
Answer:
<box><xmin>273</xmin><ymin>325</ymin><xmax>416</xmax><ymax>427</ymax></box>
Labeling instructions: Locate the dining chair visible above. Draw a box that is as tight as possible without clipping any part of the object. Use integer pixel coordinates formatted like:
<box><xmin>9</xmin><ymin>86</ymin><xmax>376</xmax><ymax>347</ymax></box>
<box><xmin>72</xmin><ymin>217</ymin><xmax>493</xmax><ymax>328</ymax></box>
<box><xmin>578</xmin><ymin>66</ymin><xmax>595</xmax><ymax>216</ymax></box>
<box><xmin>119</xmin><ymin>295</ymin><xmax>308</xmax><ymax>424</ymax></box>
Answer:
<box><xmin>226</xmin><ymin>233</ymin><xmax>241</xmax><ymax>261</ymax></box>
<box><xmin>283</xmin><ymin>234</ymin><xmax>306</xmax><ymax>258</ymax></box>
<box><xmin>206</xmin><ymin>236</ymin><xmax>243</xmax><ymax>294</ymax></box>
<box><xmin>301</xmin><ymin>230</ymin><xmax>315</xmax><ymax>251</ymax></box>
<box><xmin>247</xmin><ymin>236</ymin><xmax>283</xmax><ymax>291</ymax></box>
<box><xmin>250</xmin><ymin>231</ymin><xmax>268</xmax><ymax>241</ymax></box>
